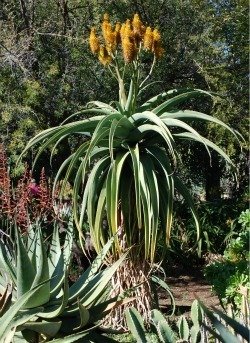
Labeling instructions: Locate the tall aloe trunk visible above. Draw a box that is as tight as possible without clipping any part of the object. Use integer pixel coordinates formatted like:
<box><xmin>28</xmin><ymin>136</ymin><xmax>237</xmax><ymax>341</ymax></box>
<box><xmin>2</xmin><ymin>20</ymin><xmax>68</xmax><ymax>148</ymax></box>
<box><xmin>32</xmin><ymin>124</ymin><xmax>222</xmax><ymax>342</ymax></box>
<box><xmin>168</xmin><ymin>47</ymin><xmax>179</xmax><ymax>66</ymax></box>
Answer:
<box><xmin>105</xmin><ymin>252</ymin><xmax>153</xmax><ymax>329</ymax></box>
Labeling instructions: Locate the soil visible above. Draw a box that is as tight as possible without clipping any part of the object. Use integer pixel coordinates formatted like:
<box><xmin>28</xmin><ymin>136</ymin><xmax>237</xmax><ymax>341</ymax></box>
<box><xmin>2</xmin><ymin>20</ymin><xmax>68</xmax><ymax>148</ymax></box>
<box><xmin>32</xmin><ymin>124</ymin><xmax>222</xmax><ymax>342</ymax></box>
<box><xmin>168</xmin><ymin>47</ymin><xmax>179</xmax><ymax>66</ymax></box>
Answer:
<box><xmin>158</xmin><ymin>263</ymin><xmax>220</xmax><ymax>316</ymax></box>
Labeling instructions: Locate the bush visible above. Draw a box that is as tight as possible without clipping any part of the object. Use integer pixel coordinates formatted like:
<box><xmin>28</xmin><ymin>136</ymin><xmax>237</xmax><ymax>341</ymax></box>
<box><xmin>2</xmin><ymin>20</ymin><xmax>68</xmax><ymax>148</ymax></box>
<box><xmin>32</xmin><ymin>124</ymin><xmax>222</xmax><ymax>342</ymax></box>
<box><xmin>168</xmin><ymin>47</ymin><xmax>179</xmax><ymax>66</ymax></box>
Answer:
<box><xmin>204</xmin><ymin>259</ymin><xmax>249</xmax><ymax>310</ymax></box>
<box><xmin>204</xmin><ymin>210</ymin><xmax>250</xmax><ymax>312</ymax></box>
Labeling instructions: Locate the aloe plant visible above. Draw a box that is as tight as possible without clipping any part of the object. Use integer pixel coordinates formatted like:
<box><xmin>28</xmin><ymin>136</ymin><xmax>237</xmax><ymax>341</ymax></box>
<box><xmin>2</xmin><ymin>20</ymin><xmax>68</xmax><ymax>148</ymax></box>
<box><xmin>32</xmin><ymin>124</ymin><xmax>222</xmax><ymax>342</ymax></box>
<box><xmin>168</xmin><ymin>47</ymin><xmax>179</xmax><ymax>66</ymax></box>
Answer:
<box><xmin>199</xmin><ymin>300</ymin><xmax>250</xmax><ymax>343</ymax></box>
<box><xmin>0</xmin><ymin>220</ymin><xmax>130</xmax><ymax>342</ymax></box>
<box><xmin>19</xmin><ymin>13</ymin><xmax>242</xmax><ymax>324</ymax></box>
<box><xmin>125</xmin><ymin>300</ymin><xmax>204</xmax><ymax>342</ymax></box>
<box><xmin>19</xmin><ymin>12</ymin><xmax>241</xmax><ymax>262</ymax></box>
<box><xmin>126</xmin><ymin>299</ymin><xmax>250</xmax><ymax>343</ymax></box>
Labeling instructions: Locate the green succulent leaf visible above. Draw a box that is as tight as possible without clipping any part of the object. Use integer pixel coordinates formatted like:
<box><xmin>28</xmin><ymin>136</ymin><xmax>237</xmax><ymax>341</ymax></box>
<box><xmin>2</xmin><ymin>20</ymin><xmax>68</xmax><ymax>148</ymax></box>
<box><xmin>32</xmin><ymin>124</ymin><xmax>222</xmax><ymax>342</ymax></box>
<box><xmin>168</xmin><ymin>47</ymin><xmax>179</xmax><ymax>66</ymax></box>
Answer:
<box><xmin>151</xmin><ymin>309</ymin><xmax>176</xmax><ymax>343</ymax></box>
<box><xmin>16</xmin><ymin>228</ymin><xmax>36</xmax><ymax>300</ymax></box>
<box><xmin>162</xmin><ymin>109</ymin><xmax>242</xmax><ymax>143</ymax></box>
<box><xmin>151</xmin><ymin>276</ymin><xmax>175</xmax><ymax>315</ymax></box>
<box><xmin>125</xmin><ymin>307</ymin><xmax>147</xmax><ymax>343</ymax></box>
<box><xmin>0</xmin><ymin>240</ymin><xmax>16</xmax><ymax>284</ymax></box>
<box><xmin>79</xmin><ymin>250</ymin><xmax>129</xmax><ymax>308</ymax></box>
<box><xmin>191</xmin><ymin>299</ymin><xmax>204</xmax><ymax>327</ymax></box>
<box><xmin>190</xmin><ymin>325</ymin><xmax>201</xmax><ymax>343</ymax></box>
<box><xmin>0</xmin><ymin>279</ymin><xmax>49</xmax><ymax>341</ymax></box>
<box><xmin>39</xmin><ymin>273</ymin><xmax>69</xmax><ymax>318</ymax></box>
<box><xmin>25</xmin><ymin>228</ymin><xmax>50</xmax><ymax>308</ymax></box>
<box><xmin>47</xmin><ymin>327</ymin><xmax>94</xmax><ymax>343</ymax></box>
<box><xmin>198</xmin><ymin>300</ymin><xmax>247</xmax><ymax>343</ymax></box>
<box><xmin>152</xmin><ymin>89</ymin><xmax>214</xmax><ymax>115</ymax></box>
<box><xmin>67</xmin><ymin>236</ymin><xmax>115</xmax><ymax>303</ymax></box>
<box><xmin>48</xmin><ymin>223</ymin><xmax>64</xmax><ymax>276</ymax></box>
<box><xmin>9</xmin><ymin>306</ymin><xmax>44</xmax><ymax>331</ymax></box>
<box><xmin>76</xmin><ymin>301</ymin><xmax>90</xmax><ymax>329</ymax></box>
<box><xmin>177</xmin><ymin>315</ymin><xmax>190</xmax><ymax>340</ymax></box>
<box><xmin>22</xmin><ymin>319</ymin><xmax>62</xmax><ymax>337</ymax></box>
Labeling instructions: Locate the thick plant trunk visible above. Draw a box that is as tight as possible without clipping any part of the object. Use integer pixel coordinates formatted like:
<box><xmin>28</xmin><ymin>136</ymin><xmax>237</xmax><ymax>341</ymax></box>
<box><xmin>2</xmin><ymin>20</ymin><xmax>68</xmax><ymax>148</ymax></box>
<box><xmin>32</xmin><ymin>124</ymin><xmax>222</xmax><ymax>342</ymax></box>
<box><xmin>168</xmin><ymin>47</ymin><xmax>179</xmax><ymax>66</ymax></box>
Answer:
<box><xmin>104</xmin><ymin>254</ymin><xmax>153</xmax><ymax>329</ymax></box>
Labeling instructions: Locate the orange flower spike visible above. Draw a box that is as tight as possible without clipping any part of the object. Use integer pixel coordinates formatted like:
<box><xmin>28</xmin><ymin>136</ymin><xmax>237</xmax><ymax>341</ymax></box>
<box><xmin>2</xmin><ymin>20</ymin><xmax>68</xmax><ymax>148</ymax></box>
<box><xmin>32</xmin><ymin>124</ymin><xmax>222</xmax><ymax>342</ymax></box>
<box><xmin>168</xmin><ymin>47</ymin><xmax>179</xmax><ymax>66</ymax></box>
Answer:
<box><xmin>121</xmin><ymin>19</ymin><xmax>137</xmax><ymax>63</ymax></box>
<box><xmin>89</xmin><ymin>27</ymin><xmax>100</xmax><ymax>54</ymax></box>
<box><xmin>152</xmin><ymin>28</ymin><xmax>161</xmax><ymax>43</ymax></box>
<box><xmin>101</xmin><ymin>13</ymin><xmax>116</xmax><ymax>53</ymax></box>
<box><xmin>120</xmin><ymin>22</ymin><xmax>126</xmax><ymax>41</ymax></box>
<box><xmin>125</xmin><ymin>19</ymin><xmax>134</xmax><ymax>38</ymax></box>
<box><xmin>115</xmin><ymin>22</ymin><xmax>121</xmax><ymax>45</ymax></box>
<box><xmin>152</xmin><ymin>28</ymin><xmax>164</xmax><ymax>58</ymax></box>
<box><xmin>102</xmin><ymin>13</ymin><xmax>110</xmax><ymax>40</ymax></box>
<box><xmin>106</xmin><ymin>28</ymin><xmax>116</xmax><ymax>53</ymax></box>
<box><xmin>132</xmin><ymin>13</ymin><xmax>145</xmax><ymax>40</ymax></box>
<box><xmin>143</xmin><ymin>26</ymin><xmax>153</xmax><ymax>51</ymax></box>
<box><xmin>122</xmin><ymin>36</ymin><xmax>136</xmax><ymax>63</ymax></box>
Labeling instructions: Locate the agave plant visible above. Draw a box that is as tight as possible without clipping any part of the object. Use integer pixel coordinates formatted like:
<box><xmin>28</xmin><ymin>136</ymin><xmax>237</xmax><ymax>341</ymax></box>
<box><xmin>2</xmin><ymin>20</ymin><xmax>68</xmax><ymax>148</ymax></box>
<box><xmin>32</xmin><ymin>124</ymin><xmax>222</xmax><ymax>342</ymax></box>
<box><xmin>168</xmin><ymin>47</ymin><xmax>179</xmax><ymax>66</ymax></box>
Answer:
<box><xmin>0</xmin><ymin>220</ymin><xmax>130</xmax><ymax>342</ymax></box>
<box><xmin>20</xmin><ymin>13</ymin><xmax>241</xmax><ymax>323</ymax></box>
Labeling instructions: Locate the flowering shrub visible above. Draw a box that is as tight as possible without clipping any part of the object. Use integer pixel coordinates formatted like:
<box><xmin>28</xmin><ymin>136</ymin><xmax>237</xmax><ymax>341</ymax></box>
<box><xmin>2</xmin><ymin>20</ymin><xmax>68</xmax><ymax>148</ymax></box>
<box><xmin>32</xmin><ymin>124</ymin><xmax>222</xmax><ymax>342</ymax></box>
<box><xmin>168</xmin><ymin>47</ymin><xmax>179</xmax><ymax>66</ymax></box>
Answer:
<box><xmin>0</xmin><ymin>144</ymin><xmax>55</xmax><ymax>231</ymax></box>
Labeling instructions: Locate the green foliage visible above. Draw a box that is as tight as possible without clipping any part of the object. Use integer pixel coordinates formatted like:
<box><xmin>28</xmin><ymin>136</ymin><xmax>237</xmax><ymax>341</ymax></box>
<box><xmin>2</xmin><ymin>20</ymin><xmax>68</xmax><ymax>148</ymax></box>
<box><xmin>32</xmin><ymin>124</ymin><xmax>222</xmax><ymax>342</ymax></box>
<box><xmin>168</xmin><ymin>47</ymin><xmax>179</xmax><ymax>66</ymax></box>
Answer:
<box><xmin>0</xmin><ymin>221</ymin><xmax>130</xmax><ymax>342</ymax></box>
<box><xmin>199</xmin><ymin>300</ymin><xmax>250</xmax><ymax>343</ymax></box>
<box><xmin>167</xmin><ymin>198</ymin><xmax>247</xmax><ymax>260</ymax></box>
<box><xmin>126</xmin><ymin>300</ymin><xmax>205</xmax><ymax>343</ymax></box>
<box><xmin>125</xmin><ymin>307</ymin><xmax>147</xmax><ymax>343</ymax></box>
<box><xmin>204</xmin><ymin>259</ymin><xmax>249</xmax><ymax>311</ymax></box>
<box><xmin>126</xmin><ymin>299</ymin><xmax>249</xmax><ymax>343</ymax></box>
<box><xmin>238</xmin><ymin>209</ymin><xmax>250</xmax><ymax>230</ymax></box>
<box><xmin>204</xmin><ymin>210</ymin><xmax>250</xmax><ymax>311</ymax></box>
<box><xmin>224</xmin><ymin>229</ymin><xmax>250</xmax><ymax>262</ymax></box>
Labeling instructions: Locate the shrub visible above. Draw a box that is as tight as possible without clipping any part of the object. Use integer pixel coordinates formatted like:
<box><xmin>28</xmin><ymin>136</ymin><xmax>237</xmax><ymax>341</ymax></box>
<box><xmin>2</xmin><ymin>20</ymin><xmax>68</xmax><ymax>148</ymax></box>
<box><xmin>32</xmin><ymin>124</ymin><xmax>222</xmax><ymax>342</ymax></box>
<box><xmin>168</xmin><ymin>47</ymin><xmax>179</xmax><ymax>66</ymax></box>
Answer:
<box><xmin>204</xmin><ymin>210</ymin><xmax>250</xmax><ymax>312</ymax></box>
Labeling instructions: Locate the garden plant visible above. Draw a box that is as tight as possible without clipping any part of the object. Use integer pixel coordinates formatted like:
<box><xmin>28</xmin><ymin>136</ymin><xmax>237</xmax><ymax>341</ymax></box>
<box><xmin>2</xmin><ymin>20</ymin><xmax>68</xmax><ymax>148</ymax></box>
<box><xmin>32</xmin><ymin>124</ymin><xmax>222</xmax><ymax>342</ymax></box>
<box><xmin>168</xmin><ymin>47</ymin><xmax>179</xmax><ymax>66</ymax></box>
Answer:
<box><xmin>204</xmin><ymin>209</ymin><xmax>250</xmax><ymax>316</ymax></box>
<box><xmin>19</xmin><ymin>13</ymin><xmax>242</xmax><ymax>327</ymax></box>
<box><xmin>126</xmin><ymin>299</ymin><xmax>249</xmax><ymax>343</ymax></box>
<box><xmin>0</xmin><ymin>219</ymin><xmax>132</xmax><ymax>342</ymax></box>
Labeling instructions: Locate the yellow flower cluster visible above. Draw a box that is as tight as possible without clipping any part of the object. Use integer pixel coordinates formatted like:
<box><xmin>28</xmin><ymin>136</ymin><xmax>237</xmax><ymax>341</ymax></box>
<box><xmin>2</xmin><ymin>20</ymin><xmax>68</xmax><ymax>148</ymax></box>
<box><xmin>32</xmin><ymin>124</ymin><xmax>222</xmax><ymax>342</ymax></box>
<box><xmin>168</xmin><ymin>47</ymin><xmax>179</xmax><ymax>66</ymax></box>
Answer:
<box><xmin>89</xmin><ymin>13</ymin><xmax>164</xmax><ymax>65</ymax></box>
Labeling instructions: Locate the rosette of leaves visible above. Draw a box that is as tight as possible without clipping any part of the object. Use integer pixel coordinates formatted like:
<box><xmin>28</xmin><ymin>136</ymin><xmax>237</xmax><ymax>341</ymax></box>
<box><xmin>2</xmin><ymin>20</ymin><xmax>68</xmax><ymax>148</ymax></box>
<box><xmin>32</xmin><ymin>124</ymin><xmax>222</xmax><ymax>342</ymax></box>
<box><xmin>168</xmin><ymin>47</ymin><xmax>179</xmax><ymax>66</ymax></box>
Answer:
<box><xmin>19</xmin><ymin>13</ymin><xmax>242</xmax><ymax>325</ymax></box>
<box><xmin>20</xmin><ymin>13</ymin><xmax>241</xmax><ymax>262</ymax></box>
<box><xmin>0</xmin><ymin>220</ymin><xmax>129</xmax><ymax>342</ymax></box>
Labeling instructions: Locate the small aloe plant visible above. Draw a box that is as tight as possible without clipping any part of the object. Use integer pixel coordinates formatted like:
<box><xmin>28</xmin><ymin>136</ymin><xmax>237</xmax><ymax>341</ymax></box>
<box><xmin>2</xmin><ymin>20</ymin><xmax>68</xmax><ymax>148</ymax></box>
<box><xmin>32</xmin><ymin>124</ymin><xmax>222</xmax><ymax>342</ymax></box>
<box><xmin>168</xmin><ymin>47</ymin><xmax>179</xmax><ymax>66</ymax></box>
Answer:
<box><xmin>125</xmin><ymin>299</ymin><xmax>250</xmax><ymax>343</ymax></box>
<box><xmin>199</xmin><ymin>300</ymin><xmax>250</xmax><ymax>343</ymax></box>
<box><xmin>0</xmin><ymin>219</ymin><xmax>130</xmax><ymax>342</ymax></box>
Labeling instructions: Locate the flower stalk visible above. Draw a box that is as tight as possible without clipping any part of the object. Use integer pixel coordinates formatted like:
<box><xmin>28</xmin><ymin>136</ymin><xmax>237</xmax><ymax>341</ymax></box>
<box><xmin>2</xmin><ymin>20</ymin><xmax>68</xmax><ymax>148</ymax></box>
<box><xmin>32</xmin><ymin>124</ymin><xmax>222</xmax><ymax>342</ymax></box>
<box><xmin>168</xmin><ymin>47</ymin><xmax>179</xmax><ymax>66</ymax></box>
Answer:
<box><xmin>89</xmin><ymin>13</ymin><xmax>164</xmax><ymax>112</ymax></box>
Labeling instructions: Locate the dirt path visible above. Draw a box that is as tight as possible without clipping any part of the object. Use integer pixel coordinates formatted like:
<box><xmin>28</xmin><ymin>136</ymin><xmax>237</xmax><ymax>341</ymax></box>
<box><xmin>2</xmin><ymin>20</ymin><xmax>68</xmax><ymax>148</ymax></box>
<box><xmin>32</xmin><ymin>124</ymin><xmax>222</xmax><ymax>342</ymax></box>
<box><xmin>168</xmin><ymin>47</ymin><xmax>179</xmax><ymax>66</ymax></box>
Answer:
<box><xmin>158</xmin><ymin>265</ymin><xmax>220</xmax><ymax>315</ymax></box>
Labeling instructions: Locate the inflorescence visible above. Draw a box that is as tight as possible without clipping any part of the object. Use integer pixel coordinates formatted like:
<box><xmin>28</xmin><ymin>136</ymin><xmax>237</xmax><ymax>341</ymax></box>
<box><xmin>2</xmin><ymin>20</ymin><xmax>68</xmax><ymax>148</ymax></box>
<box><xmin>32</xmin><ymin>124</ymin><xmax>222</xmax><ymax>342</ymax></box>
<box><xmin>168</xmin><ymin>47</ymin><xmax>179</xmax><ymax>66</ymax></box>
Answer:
<box><xmin>89</xmin><ymin>13</ymin><xmax>164</xmax><ymax>65</ymax></box>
